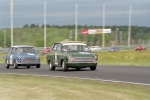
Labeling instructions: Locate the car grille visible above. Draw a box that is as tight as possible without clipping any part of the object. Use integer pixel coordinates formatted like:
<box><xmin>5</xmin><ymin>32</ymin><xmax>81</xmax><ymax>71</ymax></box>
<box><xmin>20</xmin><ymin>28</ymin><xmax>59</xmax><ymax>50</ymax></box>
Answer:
<box><xmin>21</xmin><ymin>58</ymin><xmax>37</xmax><ymax>64</ymax></box>
<box><xmin>70</xmin><ymin>57</ymin><xmax>95</xmax><ymax>63</ymax></box>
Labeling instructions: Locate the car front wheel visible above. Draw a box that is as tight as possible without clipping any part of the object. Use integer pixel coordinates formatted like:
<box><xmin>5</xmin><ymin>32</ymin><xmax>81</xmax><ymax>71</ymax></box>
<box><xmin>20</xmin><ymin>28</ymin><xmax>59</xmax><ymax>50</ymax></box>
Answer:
<box><xmin>48</xmin><ymin>60</ymin><xmax>55</xmax><ymax>70</ymax></box>
<box><xmin>90</xmin><ymin>66</ymin><xmax>96</xmax><ymax>70</ymax></box>
<box><xmin>36</xmin><ymin>64</ymin><xmax>40</xmax><ymax>68</ymax></box>
<box><xmin>62</xmin><ymin>61</ymin><xmax>68</xmax><ymax>72</ymax></box>
<box><xmin>5</xmin><ymin>60</ymin><xmax>10</xmax><ymax>69</ymax></box>
<box><xmin>14</xmin><ymin>61</ymin><xmax>18</xmax><ymax>69</ymax></box>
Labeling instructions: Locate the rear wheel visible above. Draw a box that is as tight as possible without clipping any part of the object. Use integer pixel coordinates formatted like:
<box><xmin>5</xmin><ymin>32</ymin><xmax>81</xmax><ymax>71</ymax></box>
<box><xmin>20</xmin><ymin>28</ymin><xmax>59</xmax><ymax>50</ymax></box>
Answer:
<box><xmin>14</xmin><ymin>61</ymin><xmax>18</xmax><ymax>69</ymax></box>
<box><xmin>5</xmin><ymin>60</ymin><xmax>10</xmax><ymax>69</ymax></box>
<box><xmin>48</xmin><ymin>60</ymin><xmax>55</xmax><ymax>70</ymax></box>
<box><xmin>62</xmin><ymin>61</ymin><xmax>68</xmax><ymax>72</ymax></box>
<box><xmin>36</xmin><ymin>64</ymin><xmax>40</xmax><ymax>68</ymax></box>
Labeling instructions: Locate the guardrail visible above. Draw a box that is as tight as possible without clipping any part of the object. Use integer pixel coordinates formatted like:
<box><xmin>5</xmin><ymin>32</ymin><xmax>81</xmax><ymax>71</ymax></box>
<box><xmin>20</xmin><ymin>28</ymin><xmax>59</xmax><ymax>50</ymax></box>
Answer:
<box><xmin>0</xmin><ymin>44</ymin><xmax>150</xmax><ymax>53</ymax></box>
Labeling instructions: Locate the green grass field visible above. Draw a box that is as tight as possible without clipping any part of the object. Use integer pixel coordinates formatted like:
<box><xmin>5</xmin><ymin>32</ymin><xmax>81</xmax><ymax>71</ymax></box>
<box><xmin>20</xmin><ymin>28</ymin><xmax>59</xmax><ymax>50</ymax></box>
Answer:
<box><xmin>96</xmin><ymin>51</ymin><xmax>150</xmax><ymax>66</ymax></box>
<box><xmin>0</xmin><ymin>74</ymin><xmax>150</xmax><ymax>100</ymax></box>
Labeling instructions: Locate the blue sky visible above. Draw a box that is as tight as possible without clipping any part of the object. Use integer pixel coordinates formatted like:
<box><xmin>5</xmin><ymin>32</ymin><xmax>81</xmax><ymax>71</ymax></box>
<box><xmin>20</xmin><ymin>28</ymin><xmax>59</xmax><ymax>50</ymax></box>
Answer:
<box><xmin>0</xmin><ymin>0</ymin><xmax>150</xmax><ymax>29</ymax></box>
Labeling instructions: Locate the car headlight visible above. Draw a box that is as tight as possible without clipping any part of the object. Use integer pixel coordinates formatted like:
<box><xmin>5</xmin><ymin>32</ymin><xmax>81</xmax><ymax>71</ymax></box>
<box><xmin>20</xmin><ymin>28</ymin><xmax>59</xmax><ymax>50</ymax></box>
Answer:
<box><xmin>94</xmin><ymin>55</ymin><xmax>98</xmax><ymax>60</ymax></box>
<box><xmin>68</xmin><ymin>55</ymin><xmax>72</xmax><ymax>60</ymax></box>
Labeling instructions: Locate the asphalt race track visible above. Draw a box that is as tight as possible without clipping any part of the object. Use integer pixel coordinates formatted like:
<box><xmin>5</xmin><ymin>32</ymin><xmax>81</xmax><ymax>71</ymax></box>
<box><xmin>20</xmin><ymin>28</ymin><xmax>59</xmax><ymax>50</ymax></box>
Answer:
<box><xmin>0</xmin><ymin>64</ymin><xmax>150</xmax><ymax>85</ymax></box>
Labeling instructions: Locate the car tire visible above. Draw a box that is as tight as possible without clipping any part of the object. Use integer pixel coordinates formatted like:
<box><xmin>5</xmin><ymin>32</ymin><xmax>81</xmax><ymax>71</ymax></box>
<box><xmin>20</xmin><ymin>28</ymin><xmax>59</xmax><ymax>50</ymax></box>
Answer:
<box><xmin>76</xmin><ymin>67</ymin><xmax>81</xmax><ymax>71</ymax></box>
<box><xmin>14</xmin><ymin>60</ymin><xmax>18</xmax><ymax>69</ymax></box>
<box><xmin>27</xmin><ymin>66</ymin><xmax>30</xmax><ymax>68</ymax></box>
<box><xmin>36</xmin><ymin>64</ymin><xmax>40</xmax><ymax>68</ymax></box>
<box><xmin>62</xmin><ymin>61</ymin><xmax>68</xmax><ymax>72</ymax></box>
<box><xmin>48</xmin><ymin>60</ymin><xmax>55</xmax><ymax>70</ymax></box>
<box><xmin>5</xmin><ymin>59</ymin><xmax>10</xmax><ymax>69</ymax></box>
<box><xmin>90</xmin><ymin>66</ymin><xmax>96</xmax><ymax>70</ymax></box>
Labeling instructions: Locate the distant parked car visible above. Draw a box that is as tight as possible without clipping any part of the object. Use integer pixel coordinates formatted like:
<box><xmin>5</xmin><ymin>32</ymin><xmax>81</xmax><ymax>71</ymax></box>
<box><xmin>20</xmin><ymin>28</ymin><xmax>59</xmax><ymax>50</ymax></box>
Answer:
<box><xmin>90</xmin><ymin>46</ymin><xmax>102</xmax><ymax>52</ymax></box>
<box><xmin>5</xmin><ymin>45</ymin><xmax>40</xmax><ymax>69</ymax></box>
<box><xmin>46</xmin><ymin>41</ymin><xmax>98</xmax><ymax>71</ymax></box>
<box><xmin>108</xmin><ymin>47</ymin><xmax>119</xmax><ymax>52</ymax></box>
<box><xmin>40</xmin><ymin>47</ymin><xmax>52</xmax><ymax>54</ymax></box>
<box><xmin>135</xmin><ymin>46</ymin><xmax>146</xmax><ymax>51</ymax></box>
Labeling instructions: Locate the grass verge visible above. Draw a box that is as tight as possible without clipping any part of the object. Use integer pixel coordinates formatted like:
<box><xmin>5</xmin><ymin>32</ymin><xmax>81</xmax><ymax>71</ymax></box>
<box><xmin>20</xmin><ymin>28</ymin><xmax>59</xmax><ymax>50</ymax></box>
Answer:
<box><xmin>96</xmin><ymin>51</ymin><xmax>150</xmax><ymax>66</ymax></box>
<box><xmin>0</xmin><ymin>74</ymin><xmax>150</xmax><ymax>100</ymax></box>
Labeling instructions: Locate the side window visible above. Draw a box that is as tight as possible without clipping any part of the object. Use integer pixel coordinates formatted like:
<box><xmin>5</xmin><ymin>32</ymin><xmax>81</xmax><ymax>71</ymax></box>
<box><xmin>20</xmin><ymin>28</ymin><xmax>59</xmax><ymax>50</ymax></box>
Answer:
<box><xmin>57</xmin><ymin>43</ymin><xmax>61</xmax><ymax>51</ymax></box>
<box><xmin>15</xmin><ymin>48</ymin><xmax>20</xmax><ymax>54</ymax></box>
<box><xmin>7</xmin><ymin>48</ymin><xmax>12</xmax><ymax>55</ymax></box>
<box><xmin>52</xmin><ymin>43</ymin><xmax>62</xmax><ymax>52</ymax></box>
<box><xmin>52</xmin><ymin>44</ymin><xmax>57</xmax><ymax>51</ymax></box>
<box><xmin>11</xmin><ymin>48</ymin><xmax>15</xmax><ymax>54</ymax></box>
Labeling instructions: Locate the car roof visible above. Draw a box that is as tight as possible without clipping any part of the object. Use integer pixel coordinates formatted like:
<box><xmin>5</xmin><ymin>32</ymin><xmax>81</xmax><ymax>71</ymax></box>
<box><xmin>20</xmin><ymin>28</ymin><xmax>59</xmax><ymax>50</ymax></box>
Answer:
<box><xmin>11</xmin><ymin>45</ymin><xmax>34</xmax><ymax>48</ymax></box>
<box><xmin>56</xmin><ymin>41</ymin><xmax>86</xmax><ymax>44</ymax></box>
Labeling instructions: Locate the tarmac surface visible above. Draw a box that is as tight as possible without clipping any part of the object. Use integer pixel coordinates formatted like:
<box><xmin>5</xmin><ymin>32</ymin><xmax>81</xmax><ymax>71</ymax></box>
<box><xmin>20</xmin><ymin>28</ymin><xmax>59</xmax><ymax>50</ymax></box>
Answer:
<box><xmin>0</xmin><ymin>64</ymin><xmax>150</xmax><ymax>85</ymax></box>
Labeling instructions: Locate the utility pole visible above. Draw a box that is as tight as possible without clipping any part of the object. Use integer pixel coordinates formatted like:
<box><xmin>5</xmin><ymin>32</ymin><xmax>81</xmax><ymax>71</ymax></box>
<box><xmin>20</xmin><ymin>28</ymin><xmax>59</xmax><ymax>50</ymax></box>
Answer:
<box><xmin>115</xmin><ymin>28</ymin><xmax>119</xmax><ymax>46</ymax></box>
<box><xmin>44</xmin><ymin>0</ymin><xmax>47</xmax><ymax>48</ymax></box>
<box><xmin>10</xmin><ymin>0</ymin><xmax>14</xmax><ymax>46</ymax></box>
<box><xmin>128</xmin><ymin>5</ymin><xmax>132</xmax><ymax>46</ymax></box>
<box><xmin>69</xmin><ymin>31</ymin><xmax>72</xmax><ymax>41</ymax></box>
<box><xmin>3</xmin><ymin>30</ymin><xmax>6</xmax><ymax>48</ymax></box>
<box><xmin>120</xmin><ymin>31</ymin><xmax>123</xmax><ymax>45</ymax></box>
<box><xmin>75</xmin><ymin>3</ymin><xmax>78</xmax><ymax>41</ymax></box>
<box><xmin>102</xmin><ymin>4</ymin><xmax>105</xmax><ymax>48</ymax></box>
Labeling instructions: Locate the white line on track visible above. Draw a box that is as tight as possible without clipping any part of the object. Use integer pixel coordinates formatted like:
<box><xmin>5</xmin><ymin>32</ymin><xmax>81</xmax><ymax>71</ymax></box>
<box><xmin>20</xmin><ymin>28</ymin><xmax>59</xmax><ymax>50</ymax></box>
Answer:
<box><xmin>3</xmin><ymin>73</ymin><xmax>150</xmax><ymax>86</ymax></box>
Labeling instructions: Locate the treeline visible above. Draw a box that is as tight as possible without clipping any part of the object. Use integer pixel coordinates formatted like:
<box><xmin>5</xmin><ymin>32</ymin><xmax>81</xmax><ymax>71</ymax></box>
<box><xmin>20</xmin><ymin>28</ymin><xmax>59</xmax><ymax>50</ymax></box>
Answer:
<box><xmin>0</xmin><ymin>24</ymin><xmax>150</xmax><ymax>48</ymax></box>
<box><xmin>23</xmin><ymin>24</ymin><xmax>109</xmax><ymax>30</ymax></box>
<box><xmin>23</xmin><ymin>24</ymin><xmax>150</xmax><ymax>32</ymax></box>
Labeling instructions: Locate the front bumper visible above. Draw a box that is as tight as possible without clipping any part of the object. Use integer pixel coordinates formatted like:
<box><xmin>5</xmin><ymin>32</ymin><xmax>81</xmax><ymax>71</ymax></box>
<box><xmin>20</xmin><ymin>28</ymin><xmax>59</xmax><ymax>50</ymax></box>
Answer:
<box><xmin>66</xmin><ymin>63</ymin><xmax>97</xmax><ymax>67</ymax></box>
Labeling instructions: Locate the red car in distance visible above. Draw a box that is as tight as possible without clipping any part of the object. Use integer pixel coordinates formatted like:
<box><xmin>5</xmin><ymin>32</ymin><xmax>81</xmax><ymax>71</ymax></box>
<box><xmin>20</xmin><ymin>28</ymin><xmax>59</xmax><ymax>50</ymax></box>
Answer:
<box><xmin>40</xmin><ymin>47</ymin><xmax>52</xmax><ymax>54</ymax></box>
<box><xmin>135</xmin><ymin>46</ymin><xmax>146</xmax><ymax>51</ymax></box>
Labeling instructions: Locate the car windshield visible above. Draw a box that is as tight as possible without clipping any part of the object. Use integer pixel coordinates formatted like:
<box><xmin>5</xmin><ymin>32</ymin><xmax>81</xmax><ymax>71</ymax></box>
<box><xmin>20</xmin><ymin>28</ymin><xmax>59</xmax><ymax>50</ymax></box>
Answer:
<box><xmin>62</xmin><ymin>43</ymin><xmax>90</xmax><ymax>52</ymax></box>
<box><xmin>15</xmin><ymin>47</ymin><xmax>36</xmax><ymax>54</ymax></box>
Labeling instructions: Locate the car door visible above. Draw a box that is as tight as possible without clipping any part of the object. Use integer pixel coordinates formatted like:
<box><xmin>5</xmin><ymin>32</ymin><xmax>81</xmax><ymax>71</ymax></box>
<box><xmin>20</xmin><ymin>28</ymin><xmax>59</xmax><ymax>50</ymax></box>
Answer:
<box><xmin>6</xmin><ymin>47</ymin><xmax>12</xmax><ymax>64</ymax></box>
<box><xmin>9</xmin><ymin>47</ymin><xmax>15</xmax><ymax>65</ymax></box>
<box><xmin>51</xmin><ymin>43</ymin><xmax>62</xmax><ymax>66</ymax></box>
<box><xmin>51</xmin><ymin>43</ymin><xmax>58</xmax><ymax>65</ymax></box>
<box><xmin>55</xmin><ymin>43</ymin><xmax>62</xmax><ymax>66</ymax></box>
